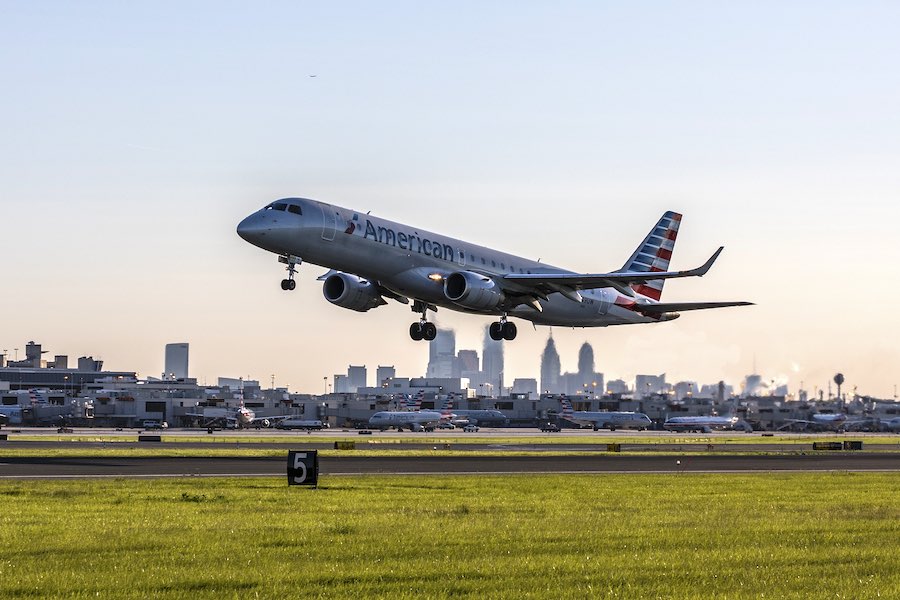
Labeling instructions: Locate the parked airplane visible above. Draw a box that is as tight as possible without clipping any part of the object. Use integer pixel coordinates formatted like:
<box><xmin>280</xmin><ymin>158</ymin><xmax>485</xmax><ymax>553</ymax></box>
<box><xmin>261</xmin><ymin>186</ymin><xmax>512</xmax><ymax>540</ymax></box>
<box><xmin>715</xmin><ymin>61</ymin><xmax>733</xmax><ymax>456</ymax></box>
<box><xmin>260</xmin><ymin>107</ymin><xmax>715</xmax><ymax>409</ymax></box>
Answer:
<box><xmin>559</xmin><ymin>397</ymin><xmax>652</xmax><ymax>431</ymax></box>
<box><xmin>237</xmin><ymin>199</ymin><xmax>752</xmax><ymax>340</ymax></box>
<box><xmin>440</xmin><ymin>393</ymin><xmax>508</xmax><ymax>427</ymax></box>
<box><xmin>368</xmin><ymin>409</ymin><xmax>445</xmax><ymax>432</ymax></box>
<box><xmin>663</xmin><ymin>415</ymin><xmax>752</xmax><ymax>433</ymax></box>
<box><xmin>780</xmin><ymin>413</ymin><xmax>874</xmax><ymax>433</ymax></box>
<box><xmin>880</xmin><ymin>417</ymin><xmax>900</xmax><ymax>432</ymax></box>
<box><xmin>276</xmin><ymin>419</ymin><xmax>326</xmax><ymax>430</ymax></box>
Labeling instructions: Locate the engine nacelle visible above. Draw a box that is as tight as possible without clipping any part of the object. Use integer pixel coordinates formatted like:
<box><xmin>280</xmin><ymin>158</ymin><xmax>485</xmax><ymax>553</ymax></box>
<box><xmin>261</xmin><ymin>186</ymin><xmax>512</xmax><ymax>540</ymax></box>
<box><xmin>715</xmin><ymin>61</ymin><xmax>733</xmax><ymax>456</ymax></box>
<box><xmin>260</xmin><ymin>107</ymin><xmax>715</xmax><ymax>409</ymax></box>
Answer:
<box><xmin>323</xmin><ymin>272</ymin><xmax>386</xmax><ymax>312</ymax></box>
<box><xmin>444</xmin><ymin>271</ymin><xmax>504</xmax><ymax>311</ymax></box>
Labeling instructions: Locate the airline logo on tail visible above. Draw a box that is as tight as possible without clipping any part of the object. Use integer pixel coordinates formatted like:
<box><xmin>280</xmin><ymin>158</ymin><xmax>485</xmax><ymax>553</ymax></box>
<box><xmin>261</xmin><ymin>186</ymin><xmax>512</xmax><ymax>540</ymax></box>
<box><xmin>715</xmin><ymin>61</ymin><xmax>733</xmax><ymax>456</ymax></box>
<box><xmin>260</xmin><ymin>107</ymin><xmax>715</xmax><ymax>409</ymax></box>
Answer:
<box><xmin>625</xmin><ymin>211</ymin><xmax>681</xmax><ymax>301</ymax></box>
<box><xmin>440</xmin><ymin>393</ymin><xmax>456</xmax><ymax>419</ymax></box>
<box><xmin>559</xmin><ymin>396</ymin><xmax>574</xmax><ymax>420</ymax></box>
<box><xmin>403</xmin><ymin>391</ymin><xmax>424</xmax><ymax>411</ymax></box>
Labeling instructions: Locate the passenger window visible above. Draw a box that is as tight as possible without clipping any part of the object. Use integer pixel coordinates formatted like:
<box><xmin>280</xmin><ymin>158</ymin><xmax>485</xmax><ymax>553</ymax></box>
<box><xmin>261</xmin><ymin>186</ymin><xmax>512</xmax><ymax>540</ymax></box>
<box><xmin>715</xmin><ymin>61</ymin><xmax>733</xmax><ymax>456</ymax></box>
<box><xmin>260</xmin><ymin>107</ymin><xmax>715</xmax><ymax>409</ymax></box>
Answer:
<box><xmin>481</xmin><ymin>258</ymin><xmax>486</xmax><ymax>265</ymax></box>
<box><xmin>501</xmin><ymin>263</ymin><xmax>506</xmax><ymax>270</ymax></box>
<box><xmin>491</xmin><ymin>260</ymin><xmax>496</xmax><ymax>267</ymax></box>
<box><xmin>288</xmin><ymin>205</ymin><xmax>302</xmax><ymax>215</ymax></box>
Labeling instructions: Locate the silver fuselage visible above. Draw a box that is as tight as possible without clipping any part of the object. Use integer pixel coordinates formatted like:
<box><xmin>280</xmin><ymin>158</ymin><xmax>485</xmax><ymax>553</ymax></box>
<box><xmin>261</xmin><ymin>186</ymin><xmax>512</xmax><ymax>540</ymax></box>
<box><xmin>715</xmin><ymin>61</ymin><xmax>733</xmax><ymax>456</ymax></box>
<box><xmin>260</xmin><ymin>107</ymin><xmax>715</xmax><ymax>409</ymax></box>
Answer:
<box><xmin>237</xmin><ymin>198</ymin><xmax>664</xmax><ymax>327</ymax></box>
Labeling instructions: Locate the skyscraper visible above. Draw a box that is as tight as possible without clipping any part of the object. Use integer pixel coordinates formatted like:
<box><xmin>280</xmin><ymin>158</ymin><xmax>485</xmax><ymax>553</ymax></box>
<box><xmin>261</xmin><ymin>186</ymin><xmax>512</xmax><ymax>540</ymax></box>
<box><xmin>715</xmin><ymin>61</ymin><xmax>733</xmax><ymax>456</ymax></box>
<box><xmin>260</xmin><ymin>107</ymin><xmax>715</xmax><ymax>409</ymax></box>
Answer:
<box><xmin>578</xmin><ymin>342</ymin><xmax>594</xmax><ymax>377</ymax></box>
<box><xmin>427</xmin><ymin>329</ymin><xmax>458</xmax><ymax>378</ymax></box>
<box><xmin>481</xmin><ymin>325</ymin><xmax>504</xmax><ymax>397</ymax></box>
<box><xmin>164</xmin><ymin>343</ymin><xmax>189</xmax><ymax>380</ymax></box>
<box><xmin>347</xmin><ymin>365</ymin><xmax>367</xmax><ymax>392</ymax></box>
<box><xmin>540</xmin><ymin>334</ymin><xmax>561</xmax><ymax>394</ymax></box>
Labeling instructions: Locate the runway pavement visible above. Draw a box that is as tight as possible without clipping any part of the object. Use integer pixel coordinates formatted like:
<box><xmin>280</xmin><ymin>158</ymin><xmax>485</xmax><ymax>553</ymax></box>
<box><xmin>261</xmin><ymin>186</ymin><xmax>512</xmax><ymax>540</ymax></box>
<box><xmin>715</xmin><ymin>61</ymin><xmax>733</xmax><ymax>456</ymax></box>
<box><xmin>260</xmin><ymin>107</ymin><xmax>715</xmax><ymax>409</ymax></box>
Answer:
<box><xmin>1</xmin><ymin>453</ymin><xmax>898</xmax><ymax>479</ymax></box>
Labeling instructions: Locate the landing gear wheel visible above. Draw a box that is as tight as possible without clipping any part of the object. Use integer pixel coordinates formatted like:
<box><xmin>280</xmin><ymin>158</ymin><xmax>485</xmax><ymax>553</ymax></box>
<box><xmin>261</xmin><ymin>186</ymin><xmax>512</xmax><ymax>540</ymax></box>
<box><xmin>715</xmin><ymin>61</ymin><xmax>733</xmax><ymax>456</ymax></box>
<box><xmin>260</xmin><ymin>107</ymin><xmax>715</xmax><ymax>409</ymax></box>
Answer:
<box><xmin>489</xmin><ymin>322</ymin><xmax>504</xmax><ymax>341</ymax></box>
<box><xmin>422</xmin><ymin>322</ymin><xmax>437</xmax><ymax>341</ymax></box>
<box><xmin>409</xmin><ymin>323</ymin><xmax>424</xmax><ymax>341</ymax></box>
<box><xmin>280</xmin><ymin>279</ymin><xmax>291</xmax><ymax>290</ymax></box>
<box><xmin>502</xmin><ymin>321</ymin><xmax>517</xmax><ymax>341</ymax></box>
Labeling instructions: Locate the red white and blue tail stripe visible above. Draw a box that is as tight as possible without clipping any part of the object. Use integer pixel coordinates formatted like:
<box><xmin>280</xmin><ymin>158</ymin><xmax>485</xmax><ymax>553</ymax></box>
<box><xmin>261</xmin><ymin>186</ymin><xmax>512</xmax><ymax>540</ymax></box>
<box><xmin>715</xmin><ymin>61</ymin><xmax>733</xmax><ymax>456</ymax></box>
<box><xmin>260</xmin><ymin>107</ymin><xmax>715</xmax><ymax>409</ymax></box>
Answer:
<box><xmin>621</xmin><ymin>211</ymin><xmax>681</xmax><ymax>301</ymax></box>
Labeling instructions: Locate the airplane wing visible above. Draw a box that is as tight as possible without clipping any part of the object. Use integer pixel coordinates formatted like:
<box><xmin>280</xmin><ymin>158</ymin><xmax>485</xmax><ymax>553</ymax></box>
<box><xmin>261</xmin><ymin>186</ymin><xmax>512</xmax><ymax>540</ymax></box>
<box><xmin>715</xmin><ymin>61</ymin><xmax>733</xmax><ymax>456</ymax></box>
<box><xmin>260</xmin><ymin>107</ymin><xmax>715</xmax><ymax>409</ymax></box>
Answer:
<box><xmin>503</xmin><ymin>247</ymin><xmax>725</xmax><ymax>298</ymax></box>
<box><xmin>633</xmin><ymin>301</ymin><xmax>754</xmax><ymax>314</ymax></box>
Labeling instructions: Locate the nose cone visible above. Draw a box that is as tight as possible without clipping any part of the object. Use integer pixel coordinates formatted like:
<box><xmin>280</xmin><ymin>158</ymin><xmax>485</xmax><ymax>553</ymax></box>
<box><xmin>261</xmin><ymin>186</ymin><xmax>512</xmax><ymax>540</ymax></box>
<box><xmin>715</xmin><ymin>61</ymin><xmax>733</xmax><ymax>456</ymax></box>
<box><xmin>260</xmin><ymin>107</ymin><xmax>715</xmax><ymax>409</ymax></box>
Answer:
<box><xmin>237</xmin><ymin>213</ymin><xmax>268</xmax><ymax>246</ymax></box>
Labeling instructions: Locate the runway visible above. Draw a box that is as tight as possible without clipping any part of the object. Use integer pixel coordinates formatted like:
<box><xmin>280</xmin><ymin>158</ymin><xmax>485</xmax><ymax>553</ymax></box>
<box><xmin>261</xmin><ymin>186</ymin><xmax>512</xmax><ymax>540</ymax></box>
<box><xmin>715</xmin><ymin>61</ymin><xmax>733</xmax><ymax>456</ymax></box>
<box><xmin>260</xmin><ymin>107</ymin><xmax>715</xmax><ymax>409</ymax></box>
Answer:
<box><xmin>1</xmin><ymin>453</ymin><xmax>898</xmax><ymax>479</ymax></box>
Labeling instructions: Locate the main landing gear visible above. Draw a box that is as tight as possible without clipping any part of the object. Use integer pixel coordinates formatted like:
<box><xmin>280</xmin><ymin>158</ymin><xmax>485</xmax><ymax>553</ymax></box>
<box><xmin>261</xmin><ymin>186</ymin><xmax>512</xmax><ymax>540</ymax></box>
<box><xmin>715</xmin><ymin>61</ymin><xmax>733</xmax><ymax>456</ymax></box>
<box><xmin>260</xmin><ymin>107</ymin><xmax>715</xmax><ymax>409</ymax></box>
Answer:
<box><xmin>409</xmin><ymin>301</ymin><xmax>437</xmax><ymax>341</ymax></box>
<box><xmin>489</xmin><ymin>316</ymin><xmax>517</xmax><ymax>341</ymax></box>
<box><xmin>278</xmin><ymin>255</ymin><xmax>301</xmax><ymax>291</ymax></box>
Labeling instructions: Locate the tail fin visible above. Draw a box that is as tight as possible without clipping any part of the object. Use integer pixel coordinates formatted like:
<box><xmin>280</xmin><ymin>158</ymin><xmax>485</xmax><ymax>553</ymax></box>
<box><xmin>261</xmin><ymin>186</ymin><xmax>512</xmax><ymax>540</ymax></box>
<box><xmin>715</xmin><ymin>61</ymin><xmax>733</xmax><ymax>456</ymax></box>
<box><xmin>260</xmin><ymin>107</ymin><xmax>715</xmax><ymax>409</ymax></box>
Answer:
<box><xmin>440</xmin><ymin>393</ymin><xmax>455</xmax><ymax>418</ymax></box>
<box><xmin>405</xmin><ymin>391</ymin><xmax>424</xmax><ymax>411</ymax></box>
<box><xmin>621</xmin><ymin>211</ymin><xmax>682</xmax><ymax>301</ymax></box>
<box><xmin>559</xmin><ymin>396</ymin><xmax>574</xmax><ymax>420</ymax></box>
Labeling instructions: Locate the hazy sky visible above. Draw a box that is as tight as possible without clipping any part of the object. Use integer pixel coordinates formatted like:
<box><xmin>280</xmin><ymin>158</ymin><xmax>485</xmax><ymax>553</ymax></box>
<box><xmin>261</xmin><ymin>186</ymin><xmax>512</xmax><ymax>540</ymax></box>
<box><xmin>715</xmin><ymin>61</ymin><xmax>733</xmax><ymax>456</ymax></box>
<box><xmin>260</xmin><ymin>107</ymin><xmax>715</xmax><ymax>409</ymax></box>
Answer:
<box><xmin>2</xmin><ymin>2</ymin><xmax>899</xmax><ymax>398</ymax></box>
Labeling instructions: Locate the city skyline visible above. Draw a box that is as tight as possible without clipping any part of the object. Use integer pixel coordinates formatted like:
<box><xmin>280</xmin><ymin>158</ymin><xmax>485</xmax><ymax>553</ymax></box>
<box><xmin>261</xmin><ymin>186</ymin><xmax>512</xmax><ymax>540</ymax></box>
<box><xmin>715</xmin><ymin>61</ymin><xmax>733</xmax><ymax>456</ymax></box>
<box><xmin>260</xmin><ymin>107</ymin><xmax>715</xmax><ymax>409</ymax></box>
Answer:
<box><xmin>3</xmin><ymin>4</ymin><xmax>898</xmax><ymax>397</ymax></box>
<box><xmin>0</xmin><ymin>334</ymin><xmax>879</xmax><ymax>401</ymax></box>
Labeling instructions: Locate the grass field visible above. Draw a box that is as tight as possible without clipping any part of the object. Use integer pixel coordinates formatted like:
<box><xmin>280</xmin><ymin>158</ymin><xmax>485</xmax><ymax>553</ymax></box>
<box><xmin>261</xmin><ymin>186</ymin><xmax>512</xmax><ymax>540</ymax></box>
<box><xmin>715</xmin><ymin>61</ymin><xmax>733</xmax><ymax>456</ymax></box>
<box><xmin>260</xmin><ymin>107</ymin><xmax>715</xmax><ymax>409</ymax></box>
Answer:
<box><xmin>1</xmin><ymin>473</ymin><xmax>898</xmax><ymax>598</ymax></box>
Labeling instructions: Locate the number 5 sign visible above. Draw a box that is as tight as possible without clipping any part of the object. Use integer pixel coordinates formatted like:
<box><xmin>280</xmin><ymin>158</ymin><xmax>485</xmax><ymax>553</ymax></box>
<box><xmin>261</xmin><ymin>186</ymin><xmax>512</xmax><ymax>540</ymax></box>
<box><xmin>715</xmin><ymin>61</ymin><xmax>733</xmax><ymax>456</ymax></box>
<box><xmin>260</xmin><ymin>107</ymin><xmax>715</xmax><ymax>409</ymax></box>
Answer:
<box><xmin>287</xmin><ymin>450</ymin><xmax>318</xmax><ymax>487</ymax></box>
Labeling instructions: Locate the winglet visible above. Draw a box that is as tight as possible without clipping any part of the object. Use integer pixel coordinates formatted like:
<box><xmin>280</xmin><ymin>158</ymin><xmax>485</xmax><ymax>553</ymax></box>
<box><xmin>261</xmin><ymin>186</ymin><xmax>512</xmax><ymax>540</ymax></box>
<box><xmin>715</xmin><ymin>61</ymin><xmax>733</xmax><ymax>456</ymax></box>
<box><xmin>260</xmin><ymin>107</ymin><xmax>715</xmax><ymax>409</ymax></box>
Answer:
<box><xmin>684</xmin><ymin>246</ymin><xmax>723</xmax><ymax>277</ymax></box>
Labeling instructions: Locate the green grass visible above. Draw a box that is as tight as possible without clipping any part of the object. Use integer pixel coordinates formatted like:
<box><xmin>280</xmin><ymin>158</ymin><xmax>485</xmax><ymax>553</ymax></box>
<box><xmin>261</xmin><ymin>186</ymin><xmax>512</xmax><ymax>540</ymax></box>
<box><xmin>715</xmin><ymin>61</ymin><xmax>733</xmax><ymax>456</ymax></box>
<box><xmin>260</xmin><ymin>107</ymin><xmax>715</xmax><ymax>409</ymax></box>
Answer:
<box><xmin>0</xmin><ymin>473</ymin><xmax>898</xmax><ymax>598</ymax></box>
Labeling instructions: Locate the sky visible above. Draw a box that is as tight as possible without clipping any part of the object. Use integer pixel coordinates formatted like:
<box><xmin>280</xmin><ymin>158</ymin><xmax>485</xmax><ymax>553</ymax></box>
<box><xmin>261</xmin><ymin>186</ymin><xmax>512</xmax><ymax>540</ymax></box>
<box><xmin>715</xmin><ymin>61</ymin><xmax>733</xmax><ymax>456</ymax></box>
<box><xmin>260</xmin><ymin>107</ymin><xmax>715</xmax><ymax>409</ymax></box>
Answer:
<box><xmin>2</xmin><ymin>2</ymin><xmax>899</xmax><ymax>398</ymax></box>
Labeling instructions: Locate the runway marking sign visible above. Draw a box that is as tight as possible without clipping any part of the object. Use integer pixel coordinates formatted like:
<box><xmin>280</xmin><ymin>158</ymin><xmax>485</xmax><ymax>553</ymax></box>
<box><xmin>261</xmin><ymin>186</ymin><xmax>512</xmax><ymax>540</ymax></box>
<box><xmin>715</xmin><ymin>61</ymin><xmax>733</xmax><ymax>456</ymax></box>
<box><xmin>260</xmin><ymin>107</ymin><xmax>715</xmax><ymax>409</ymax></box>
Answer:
<box><xmin>287</xmin><ymin>450</ymin><xmax>318</xmax><ymax>487</ymax></box>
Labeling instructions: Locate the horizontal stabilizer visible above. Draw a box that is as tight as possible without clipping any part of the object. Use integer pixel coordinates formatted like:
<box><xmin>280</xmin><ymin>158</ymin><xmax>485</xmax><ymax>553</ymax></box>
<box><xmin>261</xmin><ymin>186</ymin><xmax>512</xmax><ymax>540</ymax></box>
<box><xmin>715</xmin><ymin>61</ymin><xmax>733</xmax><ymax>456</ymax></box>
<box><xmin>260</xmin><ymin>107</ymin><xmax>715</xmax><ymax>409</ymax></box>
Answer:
<box><xmin>635</xmin><ymin>301</ymin><xmax>754</xmax><ymax>314</ymax></box>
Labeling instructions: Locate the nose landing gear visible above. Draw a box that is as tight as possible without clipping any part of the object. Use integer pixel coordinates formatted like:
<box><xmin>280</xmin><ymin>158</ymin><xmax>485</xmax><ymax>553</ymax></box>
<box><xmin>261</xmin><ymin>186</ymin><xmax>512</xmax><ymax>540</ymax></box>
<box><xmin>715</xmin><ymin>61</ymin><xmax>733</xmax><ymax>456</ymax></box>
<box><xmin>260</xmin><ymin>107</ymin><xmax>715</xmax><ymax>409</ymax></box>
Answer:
<box><xmin>278</xmin><ymin>255</ymin><xmax>301</xmax><ymax>291</ymax></box>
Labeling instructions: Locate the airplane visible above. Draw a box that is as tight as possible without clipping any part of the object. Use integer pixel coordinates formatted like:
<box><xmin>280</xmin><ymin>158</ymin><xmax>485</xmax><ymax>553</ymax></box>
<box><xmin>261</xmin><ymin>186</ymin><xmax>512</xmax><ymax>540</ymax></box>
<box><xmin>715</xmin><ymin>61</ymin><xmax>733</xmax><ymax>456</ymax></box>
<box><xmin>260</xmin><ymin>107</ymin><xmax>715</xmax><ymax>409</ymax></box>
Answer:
<box><xmin>187</xmin><ymin>402</ymin><xmax>291</xmax><ymax>429</ymax></box>
<box><xmin>559</xmin><ymin>397</ymin><xmax>652</xmax><ymax>431</ymax></box>
<box><xmin>663</xmin><ymin>414</ymin><xmax>752</xmax><ymax>433</ymax></box>
<box><xmin>236</xmin><ymin>198</ymin><xmax>752</xmax><ymax>341</ymax></box>
<box><xmin>440</xmin><ymin>393</ymin><xmax>509</xmax><ymax>427</ymax></box>
<box><xmin>368</xmin><ymin>408</ymin><xmax>445</xmax><ymax>432</ymax></box>
<box><xmin>779</xmin><ymin>412</ymin><xmax>876</xmax><ymax>433</ymax></box>
<box><xmin>880</xmin><ymin>417</ymin><xmax>900</xmax><ymax>432</ymax></box>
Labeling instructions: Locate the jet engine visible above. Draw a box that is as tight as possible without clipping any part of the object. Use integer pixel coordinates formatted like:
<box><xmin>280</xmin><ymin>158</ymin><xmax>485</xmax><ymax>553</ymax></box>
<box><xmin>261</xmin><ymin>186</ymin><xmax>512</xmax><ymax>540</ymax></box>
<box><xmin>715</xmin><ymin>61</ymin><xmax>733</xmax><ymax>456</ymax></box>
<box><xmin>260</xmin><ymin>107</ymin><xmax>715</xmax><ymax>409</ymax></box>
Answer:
<box><xmin>444</xmin><ymin>271</ymin><xmax>504</xmax><ymax>310</ymax></box>
<box><xmin>323</xmin><ymin>272</ymin><xmax>386</xmax><ymax>312</ymax></box>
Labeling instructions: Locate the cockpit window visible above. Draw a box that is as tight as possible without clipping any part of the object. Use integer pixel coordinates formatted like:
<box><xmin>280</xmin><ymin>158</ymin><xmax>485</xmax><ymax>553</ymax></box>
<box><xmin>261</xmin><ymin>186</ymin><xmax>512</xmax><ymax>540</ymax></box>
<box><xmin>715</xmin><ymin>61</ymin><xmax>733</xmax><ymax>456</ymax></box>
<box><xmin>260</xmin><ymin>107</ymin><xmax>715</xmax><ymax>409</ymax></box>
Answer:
<box><xmin>272</xmin><ymin>203</ymin><xmax>288</xmax><ymax>211</ymax></box>
<box><xmin>287</xmin><ymin>204</ymin><xmax>302</xmax><ymax>215</ymax></box>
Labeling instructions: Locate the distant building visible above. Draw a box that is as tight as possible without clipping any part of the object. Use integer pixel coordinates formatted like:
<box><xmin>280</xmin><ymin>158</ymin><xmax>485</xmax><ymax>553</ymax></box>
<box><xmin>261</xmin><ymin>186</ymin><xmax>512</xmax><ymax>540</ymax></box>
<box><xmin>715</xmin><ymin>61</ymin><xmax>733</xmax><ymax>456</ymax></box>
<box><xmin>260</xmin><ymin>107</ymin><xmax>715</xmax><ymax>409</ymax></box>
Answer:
<box><xmin>482</xmin><ymin>326</ymin><xmax>504</xmax><ymax>397</ymax></box>
<box><xmin>347</xmin><ymin>365</ymin><xmax>367</xmax><ymax>392</ymax></box>
<box><xmin>539</xmin><ymin>335</ymin><xmax>561</xmax><ymax>394</ymax></box>
<box><xmin>375</xmin><ymin>366</ymin><xmax>395</xmax><ymax>388</ymax></box>
<box><xmin>333</xmin><ymin>374</ymin><xmax>350</xmax><ymax>394</ymax></box>
<box><xmin>164</xmin><ymin>343</ymin><xmax>189</xmax><ymax>380</ymax></box>
<box><xmin>636</xmin><ymin>374</ymin><xmax>666</xmax><ymax>397</ymax></box>
<box><xmin>607</xmin><ymin>379</ymin><xmax>629</xmax><ymax>395</ymax></box>
<box><xmin>427</xmin><ymin>329</ymin><xmax>459</xmax><ymax>378</ymax></box>
<box><xmin>512</xmin><ymin>378</ymin><xmax>538</xmax><ymax>396</ymax></box>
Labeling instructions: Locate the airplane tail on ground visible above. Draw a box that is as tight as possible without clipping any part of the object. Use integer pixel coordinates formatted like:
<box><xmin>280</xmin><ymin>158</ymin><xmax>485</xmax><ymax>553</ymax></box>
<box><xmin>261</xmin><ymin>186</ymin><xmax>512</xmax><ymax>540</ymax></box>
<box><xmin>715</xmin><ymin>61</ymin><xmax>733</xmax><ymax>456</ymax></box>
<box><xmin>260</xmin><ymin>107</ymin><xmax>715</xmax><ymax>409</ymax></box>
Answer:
<box><xmin>620</xmin><ymin>211</ymin><xmax>682</xmax><ymax>301</ymax></box>
<box><xmin>404</xmin><ymin>391</ymin><xmax>424</xmax><ymax>411</ymax></box>
<box><xmin>440</xmin><ymin>393</ymin><xmax>455</xmax><ymax>418</ymax></box>
<box><xmin>559</xmin><ymin>396</ymin><xmax>574</xmax><ymax>420</ymax></box>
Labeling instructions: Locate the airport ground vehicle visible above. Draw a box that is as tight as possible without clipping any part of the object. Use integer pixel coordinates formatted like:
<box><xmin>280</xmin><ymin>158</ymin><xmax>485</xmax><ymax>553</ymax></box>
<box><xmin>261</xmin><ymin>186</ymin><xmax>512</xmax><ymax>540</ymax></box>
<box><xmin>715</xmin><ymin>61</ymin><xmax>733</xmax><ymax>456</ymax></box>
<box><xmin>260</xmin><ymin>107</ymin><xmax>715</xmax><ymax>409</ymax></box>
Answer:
<box><xmin>463</xmin><ymin>424</ymin><xmax>479</xmax><ymax>432</ymax></box>
<box><xmin>141</xmin><ymin>420</ymin><xmax>165</xmax><ymax>430</ymax></box>
<box><xmin>539</xmin><ymin>423</ymin><xmax>561</xmax><ymax>432</ymax></box>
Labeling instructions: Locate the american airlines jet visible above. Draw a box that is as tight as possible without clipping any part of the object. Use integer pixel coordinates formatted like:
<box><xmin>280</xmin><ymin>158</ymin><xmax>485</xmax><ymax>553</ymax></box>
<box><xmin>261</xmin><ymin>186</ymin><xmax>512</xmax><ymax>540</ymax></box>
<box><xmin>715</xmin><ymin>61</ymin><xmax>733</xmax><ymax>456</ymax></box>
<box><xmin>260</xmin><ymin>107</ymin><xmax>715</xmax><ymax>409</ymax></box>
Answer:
<box><xmin>237</xmin><ymin>198</ymin><xmax>751</xmax><ymax>341</ymax></box>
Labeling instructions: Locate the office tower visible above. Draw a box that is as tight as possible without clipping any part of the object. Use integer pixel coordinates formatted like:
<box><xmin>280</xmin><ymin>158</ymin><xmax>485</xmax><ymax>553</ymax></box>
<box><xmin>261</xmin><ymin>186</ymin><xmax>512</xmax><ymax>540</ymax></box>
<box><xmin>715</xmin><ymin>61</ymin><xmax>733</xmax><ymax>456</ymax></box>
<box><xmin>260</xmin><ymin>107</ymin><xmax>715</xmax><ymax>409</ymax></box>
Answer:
<box><xmin>376</xmin><ymin>366</ymin><xmax>396</xmax><ymax>388</ymax></box>
<box><xmin>482</xmin><ymin>325</ymin><xmax>504</xmax><ymax>397</ymax></box>
<box><xmin>427</xmin><ymin>329</ymin><xmax>458</xmax><ymax>378</ymax></box>
<box><xmin>540</xmin><ymin>334</ymin><xmax>561</xmax><ymax>394</ymax></box>
<box><xmin>164</xmin><ymin>343</ymin><xmax>189</xmax><ymax>380</ymax></box>
<box><xmin>347</xmin><ymin>365</ymin><xmax>367</xmax><ymax>392</ymax></box>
